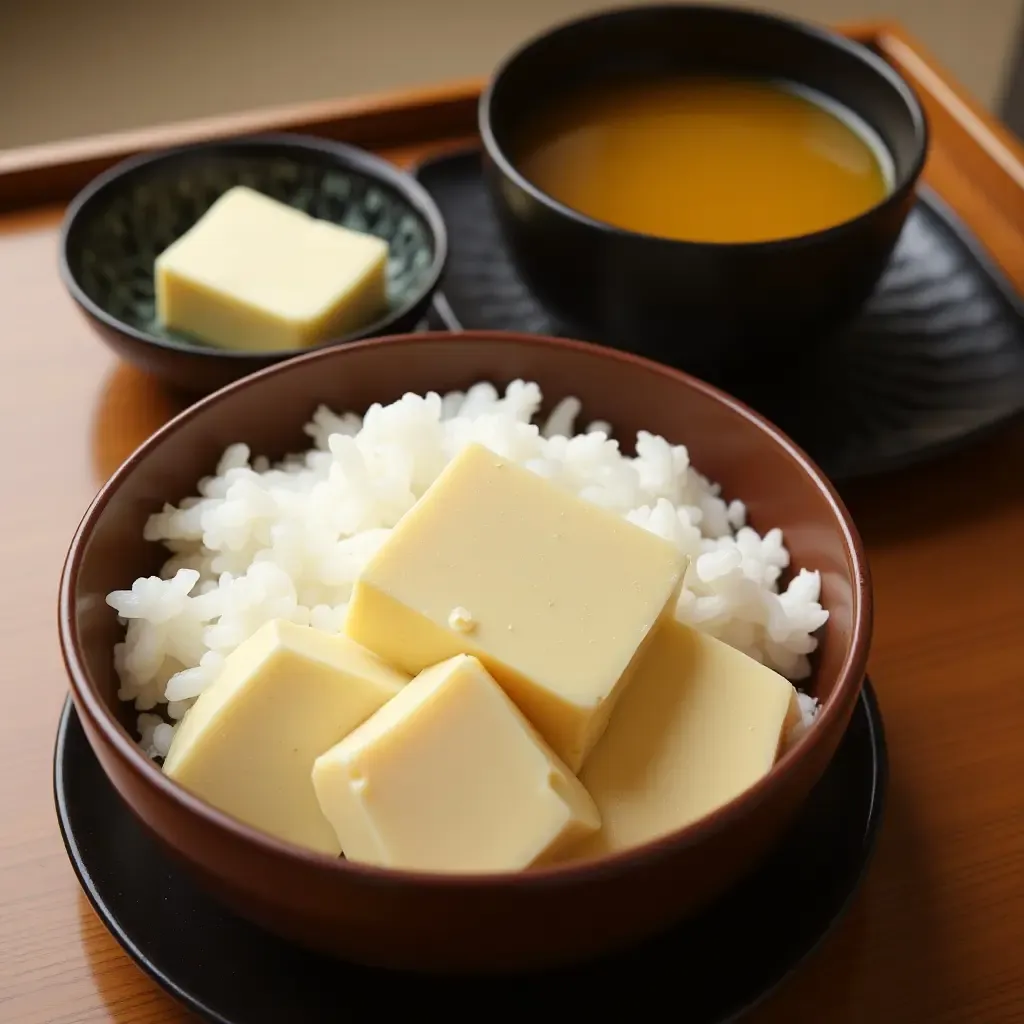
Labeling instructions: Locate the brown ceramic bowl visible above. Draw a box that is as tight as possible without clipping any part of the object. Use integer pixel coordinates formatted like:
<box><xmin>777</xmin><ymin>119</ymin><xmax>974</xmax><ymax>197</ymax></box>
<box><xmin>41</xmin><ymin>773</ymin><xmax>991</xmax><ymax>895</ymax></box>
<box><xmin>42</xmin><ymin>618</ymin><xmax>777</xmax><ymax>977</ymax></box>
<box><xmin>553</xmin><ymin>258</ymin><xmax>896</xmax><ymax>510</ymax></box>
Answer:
<box><xmin>59</xmin><ymin>330</ymin><xmax>871</xmax><ymax>973</ymax></box>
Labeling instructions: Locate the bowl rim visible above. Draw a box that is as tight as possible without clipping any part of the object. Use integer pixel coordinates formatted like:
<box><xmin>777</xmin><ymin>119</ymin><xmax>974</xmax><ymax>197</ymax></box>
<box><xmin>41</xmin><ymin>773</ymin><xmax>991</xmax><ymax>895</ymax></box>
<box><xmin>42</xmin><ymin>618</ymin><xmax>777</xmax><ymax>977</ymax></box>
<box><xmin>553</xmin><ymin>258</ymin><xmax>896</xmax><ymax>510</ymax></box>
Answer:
<box><xmin>59</xmin><ymin>329</ymin><xmax>873</xmax><ymax>890</ymax></box>
<box><xmin>479</xmin><ymin>2</ymin><xmax>929</xmax><ymax>251</ymax></box>
<box><xmin>57</xmin><ymin>132</ymin><xmax>449</xmax><ymax>361</ymax></box>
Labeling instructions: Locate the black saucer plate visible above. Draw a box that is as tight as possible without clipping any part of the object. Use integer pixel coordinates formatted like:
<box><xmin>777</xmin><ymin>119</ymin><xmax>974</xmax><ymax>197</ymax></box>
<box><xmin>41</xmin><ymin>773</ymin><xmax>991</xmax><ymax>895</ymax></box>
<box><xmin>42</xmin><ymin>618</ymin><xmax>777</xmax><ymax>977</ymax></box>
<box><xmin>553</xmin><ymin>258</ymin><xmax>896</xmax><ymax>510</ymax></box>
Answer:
<box><xmin>414</xmin><ymin>148</ymin><xmax>1024</xmax><ymax>483</ymax></box>
<box><xmin>56</xmin><ymin>681</ymin><xmax>885</xmax><ymax>1023</ymax></box>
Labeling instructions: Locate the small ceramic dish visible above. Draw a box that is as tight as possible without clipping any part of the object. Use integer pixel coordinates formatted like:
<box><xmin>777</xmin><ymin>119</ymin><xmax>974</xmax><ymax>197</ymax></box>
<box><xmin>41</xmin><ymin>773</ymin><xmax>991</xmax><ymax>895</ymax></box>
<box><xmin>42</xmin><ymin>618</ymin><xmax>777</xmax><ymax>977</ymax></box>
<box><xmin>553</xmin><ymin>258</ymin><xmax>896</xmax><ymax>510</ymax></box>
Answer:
<box><xmin>59</xmin><ymin>134</ymin><xmax>447</xmax><ymax>394</ymax></box>
<box><xmin>58</xmin><ymin>330</ymin><xmax>872</xmax><ymax>974</ymax></box>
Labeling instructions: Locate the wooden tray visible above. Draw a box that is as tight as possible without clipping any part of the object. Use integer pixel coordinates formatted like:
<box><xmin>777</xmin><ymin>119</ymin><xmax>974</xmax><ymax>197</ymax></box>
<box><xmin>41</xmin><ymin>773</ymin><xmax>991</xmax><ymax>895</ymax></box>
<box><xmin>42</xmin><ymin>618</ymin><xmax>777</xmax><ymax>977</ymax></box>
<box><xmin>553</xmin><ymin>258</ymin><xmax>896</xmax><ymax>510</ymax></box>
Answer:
<box><xmin>2</xmin><ymin>21</ymin><xmax>1023</xmax><ymax>1024</ymax></box>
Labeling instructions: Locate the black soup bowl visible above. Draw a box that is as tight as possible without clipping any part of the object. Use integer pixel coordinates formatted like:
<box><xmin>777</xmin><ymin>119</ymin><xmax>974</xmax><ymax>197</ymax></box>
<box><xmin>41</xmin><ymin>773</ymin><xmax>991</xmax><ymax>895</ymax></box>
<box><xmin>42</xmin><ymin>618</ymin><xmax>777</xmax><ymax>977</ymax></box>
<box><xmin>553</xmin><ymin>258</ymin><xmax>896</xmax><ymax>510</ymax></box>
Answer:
<box><xmin>479</xmin><ymin>4</ymin><xmax>928</xmax><ymax>382</ymax></box>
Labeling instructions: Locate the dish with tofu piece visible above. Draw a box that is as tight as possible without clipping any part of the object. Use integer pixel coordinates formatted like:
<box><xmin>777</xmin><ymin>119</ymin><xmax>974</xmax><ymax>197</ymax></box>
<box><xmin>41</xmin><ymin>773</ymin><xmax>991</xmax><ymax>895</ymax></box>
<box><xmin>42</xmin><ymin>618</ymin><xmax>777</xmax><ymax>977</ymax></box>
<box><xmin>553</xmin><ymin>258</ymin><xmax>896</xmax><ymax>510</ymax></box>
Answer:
<box><xmin>107</xmin><ymin>379</ymin><xmax>827</xmax><ymax>873</ymax></box>
<box><xmin>58</xmin><ymin>134</ymin><xmax>446</xmax><ymax>393</ymax></box>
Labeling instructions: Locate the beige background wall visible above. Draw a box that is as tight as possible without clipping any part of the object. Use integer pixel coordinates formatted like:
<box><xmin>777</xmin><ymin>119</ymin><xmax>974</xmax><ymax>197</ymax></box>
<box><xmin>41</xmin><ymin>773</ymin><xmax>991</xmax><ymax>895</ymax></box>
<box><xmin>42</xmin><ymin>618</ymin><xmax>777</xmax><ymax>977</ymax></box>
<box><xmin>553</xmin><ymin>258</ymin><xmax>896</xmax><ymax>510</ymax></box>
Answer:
<box><xmin>1</xmin><ymin>0</ymin><xmax>1021</xmax><ymax>149</ymax></box>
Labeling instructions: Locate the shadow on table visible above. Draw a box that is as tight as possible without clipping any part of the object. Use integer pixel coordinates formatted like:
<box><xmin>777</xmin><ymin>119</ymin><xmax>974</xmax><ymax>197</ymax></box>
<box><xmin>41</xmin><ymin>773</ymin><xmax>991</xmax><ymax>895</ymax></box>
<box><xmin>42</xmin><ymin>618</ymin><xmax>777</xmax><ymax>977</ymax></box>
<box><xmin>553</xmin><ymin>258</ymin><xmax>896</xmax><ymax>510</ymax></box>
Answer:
<box><xmin>756</xmin><ymin>764</ymin><xmax>951</xmax><ymax>1023</ymax></box>
<box><xmin>90</xmin><ymin>363</ymin><xmax>188</xmax><ymax>485</ymax></box>
<box><xmin>843</xmin><ymin>419</ymin><xmax>1024</xmax><ymax>543</ymax></box>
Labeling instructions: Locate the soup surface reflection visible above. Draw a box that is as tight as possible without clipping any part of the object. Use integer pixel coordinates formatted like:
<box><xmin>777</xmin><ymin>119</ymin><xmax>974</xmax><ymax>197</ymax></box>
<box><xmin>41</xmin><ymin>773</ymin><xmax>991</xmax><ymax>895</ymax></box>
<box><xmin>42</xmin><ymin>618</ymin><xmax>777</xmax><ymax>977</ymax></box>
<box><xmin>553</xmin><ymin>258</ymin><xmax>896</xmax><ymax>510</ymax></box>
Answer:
<box><xmin>514</xmin><ymin>76</ymin><xmax>892</xmax><ymax>243</ymax></box>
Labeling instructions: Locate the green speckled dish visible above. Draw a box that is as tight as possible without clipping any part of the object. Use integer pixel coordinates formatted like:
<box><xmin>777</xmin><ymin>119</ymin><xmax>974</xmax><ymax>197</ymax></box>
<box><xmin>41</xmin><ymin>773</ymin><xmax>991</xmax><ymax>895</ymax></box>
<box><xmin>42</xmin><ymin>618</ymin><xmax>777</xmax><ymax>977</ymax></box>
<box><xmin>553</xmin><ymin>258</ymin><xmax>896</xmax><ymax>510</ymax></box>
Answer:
<box><xmin>60</xmin><ymin>134</ymin><xmax>447</xmax><ymax>394</ymax></box>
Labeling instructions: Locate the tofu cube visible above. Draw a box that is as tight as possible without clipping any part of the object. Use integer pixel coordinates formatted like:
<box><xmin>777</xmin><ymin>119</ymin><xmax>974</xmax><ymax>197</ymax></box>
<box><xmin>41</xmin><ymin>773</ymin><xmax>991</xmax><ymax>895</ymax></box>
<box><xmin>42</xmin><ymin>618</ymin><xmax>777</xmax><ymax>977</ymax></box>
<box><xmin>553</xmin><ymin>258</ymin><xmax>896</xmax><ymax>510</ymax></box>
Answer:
<box><xmin>344</xmin><ymin>442</ymin><xmax>688</xmax><ymax>771</ymax></box>
<box><xmin>572</xmin><ymin>618</ymin><xmax>800</xmax><ymax>860</ymax></box>
<box><xmin>155</xmin><ymin>186</ymin><xmax>389</xmax><ymax>352</ymax></box>
<box><xmin>312</xmin><ymin>654</ymin><xmax>600</xmax><ymax>872</ymax></box>
<box><xmin>162</xmin><ymin>619</ymin><xmax>409</xmax><ymax>854</ymax></box>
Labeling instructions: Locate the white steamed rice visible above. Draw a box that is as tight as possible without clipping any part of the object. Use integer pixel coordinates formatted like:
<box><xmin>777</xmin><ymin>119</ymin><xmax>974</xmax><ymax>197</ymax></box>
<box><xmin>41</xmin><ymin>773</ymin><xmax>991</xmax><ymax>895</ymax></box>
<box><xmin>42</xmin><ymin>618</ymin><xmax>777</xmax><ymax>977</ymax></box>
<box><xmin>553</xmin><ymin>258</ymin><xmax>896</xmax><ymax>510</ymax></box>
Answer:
<box><xmin>107</xmin><ymin>380</ymin><xmax>826</xmax><ymax>760</ymax></box>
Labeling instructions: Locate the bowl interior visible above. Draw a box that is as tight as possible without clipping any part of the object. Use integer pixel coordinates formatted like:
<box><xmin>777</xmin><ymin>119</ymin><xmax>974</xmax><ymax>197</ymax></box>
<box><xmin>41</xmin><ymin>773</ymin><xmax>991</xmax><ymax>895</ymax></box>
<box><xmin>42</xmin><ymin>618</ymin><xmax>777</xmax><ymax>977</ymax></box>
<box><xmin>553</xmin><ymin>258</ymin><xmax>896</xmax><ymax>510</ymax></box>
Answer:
<box><xmin>63</xmin><ymin>139</ymin><xmax>439</xmax><ymax>352</ymax></box>
<box><xmin>485</xmin><ymin>5</ymin><xmax>926</xmax><ymax>209</ymax></box>
<box><xmin>68</xmin><ymin>334</ymin><xmax>861</xmax><ymax>753</ymax></box>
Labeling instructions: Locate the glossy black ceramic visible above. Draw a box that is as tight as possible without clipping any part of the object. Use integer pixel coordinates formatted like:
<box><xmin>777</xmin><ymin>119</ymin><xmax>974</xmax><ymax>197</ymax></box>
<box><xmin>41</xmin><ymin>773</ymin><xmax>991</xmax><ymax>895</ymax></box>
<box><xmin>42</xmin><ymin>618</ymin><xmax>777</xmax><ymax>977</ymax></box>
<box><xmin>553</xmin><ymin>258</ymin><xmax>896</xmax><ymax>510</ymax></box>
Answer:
<box><xmin>480</xmin><ymin>4</ymin><xmax>929</xmax><ymax>382</ymax></box>
<box><xmin>414</xmin><ymin>149</ymin><xmax>1024</xmax><ymax>482</ymax></box>
<box><xmin>55</xmin><ymin>681</ymin><xmax>886</xmax><ymax>1022</ymax></box>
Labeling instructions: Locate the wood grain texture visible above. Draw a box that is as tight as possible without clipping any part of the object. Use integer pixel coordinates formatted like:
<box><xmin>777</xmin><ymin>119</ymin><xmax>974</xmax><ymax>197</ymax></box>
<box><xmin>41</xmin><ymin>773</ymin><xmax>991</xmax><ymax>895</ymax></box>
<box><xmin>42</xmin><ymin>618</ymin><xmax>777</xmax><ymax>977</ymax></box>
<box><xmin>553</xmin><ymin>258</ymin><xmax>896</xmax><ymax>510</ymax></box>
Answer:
<box><xmin>1</xmin><ymin>22</ymin><xmax>1023</xmax><ymax>1023</ymax></box>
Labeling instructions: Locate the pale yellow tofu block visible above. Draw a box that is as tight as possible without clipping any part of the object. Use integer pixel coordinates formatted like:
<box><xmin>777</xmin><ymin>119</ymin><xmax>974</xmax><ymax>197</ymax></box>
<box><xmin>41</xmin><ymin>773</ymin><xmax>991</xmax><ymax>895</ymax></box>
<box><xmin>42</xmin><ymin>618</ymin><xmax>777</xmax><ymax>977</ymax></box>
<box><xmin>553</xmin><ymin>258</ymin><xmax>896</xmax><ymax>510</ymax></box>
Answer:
<box><xmin>311</xmin><ymin>654</ymin><xmax>600</xmax><ymax>872</ymax></box>
<box><xmin>155</xmin><ymin>186</ymin><xmax>389</xmax><ymax>352</ymax></box>
<box><xmin>568</xmin><ymin>618</ymin><xmax>800</xmax><ymax>861</ymax></box>
<box><xmin>162</xmin><ymin>619</ymin><xmax>409</xmax><ymax>855</ymax></box>
<box><xmin>344</xmin><ymin>442</ymin><xmax>688</xmax><ymax>771</ymax></box>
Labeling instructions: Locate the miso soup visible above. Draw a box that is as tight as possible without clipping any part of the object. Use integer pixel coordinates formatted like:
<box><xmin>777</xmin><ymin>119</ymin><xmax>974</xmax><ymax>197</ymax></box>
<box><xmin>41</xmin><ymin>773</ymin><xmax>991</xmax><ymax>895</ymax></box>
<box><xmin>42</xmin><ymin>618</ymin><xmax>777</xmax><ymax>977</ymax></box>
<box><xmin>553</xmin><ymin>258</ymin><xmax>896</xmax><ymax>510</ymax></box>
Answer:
<box><xmin>514</xmin><ymin>76</ymin><xmax>892</xmax><ymax>244</ymax></box>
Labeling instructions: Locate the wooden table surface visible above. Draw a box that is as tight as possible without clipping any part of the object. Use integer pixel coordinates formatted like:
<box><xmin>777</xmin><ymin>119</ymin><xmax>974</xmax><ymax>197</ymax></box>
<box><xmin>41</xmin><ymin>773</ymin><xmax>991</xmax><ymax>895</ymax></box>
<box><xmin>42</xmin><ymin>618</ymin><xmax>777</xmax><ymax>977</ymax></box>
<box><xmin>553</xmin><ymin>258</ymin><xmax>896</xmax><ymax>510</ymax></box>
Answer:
<box><xmin>1</xmin><ymin>24</ymin><xmax>1024</xmax><ymax>1023</ymax></box>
